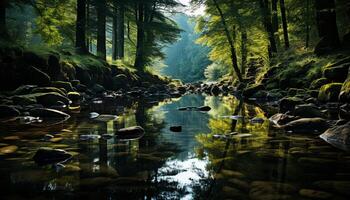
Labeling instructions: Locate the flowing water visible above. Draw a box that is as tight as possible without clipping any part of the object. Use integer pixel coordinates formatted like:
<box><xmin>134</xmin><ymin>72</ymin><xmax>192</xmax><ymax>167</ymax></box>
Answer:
<box><xmin>0</xmin><ymin>94</ymin><xmax>350</xmax><ymax>200</ymax></box>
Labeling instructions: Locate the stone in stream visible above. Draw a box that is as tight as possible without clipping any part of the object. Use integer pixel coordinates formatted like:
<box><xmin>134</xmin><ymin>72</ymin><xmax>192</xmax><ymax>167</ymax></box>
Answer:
<box><xmin>79</xmin><ymin>134</ymin><xmax>101</xmax><ymax>141</ymax></box>
<box><xmin>89</xmin><ymin>112</ymin><xmax>100</xmax><ymax>119</ymax></box>
<box><xmin>282</xmin><ymin>118</ymin><xmax>329</xmax><ymax>134</ymax></box>
<box><xmin>250</xmin><ymin>117</ymin><xmax>265</xmax><ymax>124</ymax></box>
<box><xmin>320</xmin><ymin>122</ymin><xmax>350</xmax><ymax>151</ymax></box>
<box><xmin>32</xmin><ymin>147</ymin><xmax>72</xmax><ymax>165</ymax></box>
<box><xmin>299</xmin><ymin>189</ymin><xmax>333</xmax><ymax>199</ymax></box>
<box><xmin>313</xmin><ymin>181</ymin><xmax>350</xmax><ymax>196</ymax></box>
<box><xmin>116</xmin><ymin>126</ymin><xmax>145</xmax><ymax>140</ymax></box>
<box><xmin>29</xmin><ymin>108</ymin><xmax>70</xmax><ymax>126</ymax></box>
<box><xmin>249</xmin><ymin>181</ymin><xmax>297</xmax><ymax>200</ymax></box>
<box><xmin>94</xmin><ymin>115</ymin><xmax>118</xmax><ymax>122</ymax></box>
<box><xmin>269</xmin><ymin>113</ymin><xmax>299</xmax><ymax>126</ymax></box>
<box><xmin>293</xmin><ymin>104</ymin><xmax>326</xmax><ymax>118</ymax></box>
<box><xmin>170</xmin><ymin>126</ymin><xmax>182</xmax><ymax>132</ymax></box>
<box><xmin>0</xmin><ymin>145</ymin><xmax>18</xmax><ymax>154</ymax></box>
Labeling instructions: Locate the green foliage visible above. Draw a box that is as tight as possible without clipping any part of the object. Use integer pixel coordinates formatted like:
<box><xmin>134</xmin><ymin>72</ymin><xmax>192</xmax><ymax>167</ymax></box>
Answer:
<box><xmin>204</xmin><ymin>62</ymin><xmax>229</xmax><ymax>81</ymax></box>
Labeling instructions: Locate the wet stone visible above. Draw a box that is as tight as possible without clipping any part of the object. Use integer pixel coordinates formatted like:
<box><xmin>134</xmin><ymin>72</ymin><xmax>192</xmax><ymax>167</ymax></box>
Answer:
<box><xmin>299</xmin><ymin>189</ymin><xmax>333</xmax><ymax>199</ymax></box>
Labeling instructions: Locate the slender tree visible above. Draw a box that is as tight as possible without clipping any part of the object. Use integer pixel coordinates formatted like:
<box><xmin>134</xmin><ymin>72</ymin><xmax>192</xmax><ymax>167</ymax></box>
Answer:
<box><xmin>280</xmin><ymin>0</ymin><xmax>289</xmax><ymax>49</ymax></box>
<box><xmin>271</xmin><ymin>0</ymin><xmax>279</xmax><ymax>33</ymax></box>
<box><xmin>117</xmin><ymin>2</ymin><xmax>125</xmax><ymax>58</ymax></box>
<box><xmin>76</xmin><ymin>0</ymin><xmax>87</xmax><ymax>52</ymax></box>
<box><xmin>259</xmin><ymin>0</ymin><xmax>277</xmax><ymax>54</ymax></box>
<box><xmin>0</xmin><ymin>0</ymin><xmax>9</xmax><ymax>39</ymax></box>
<box><xmin>212</xmin><ymin>0</ymin><xmax>243</xmax><ymax>82</ymax></box>
<box><xmin>112</xmin><ymin>0</ymin><xmax>119</xmax><ymax>60</ymax></box>
<box><xmin>134</xmin><ymin>1</ymin><xmax>145</xmax><ymax>69</ymax></box>
<box><xmin>305</xmin><ymin>0</ymin><xmax>310</xmax><ymax>48</ymax></box>
<box><xmin>96</xmin><ymin>0</ymin><xmax>106</xmax><ymax>59</ymax></box>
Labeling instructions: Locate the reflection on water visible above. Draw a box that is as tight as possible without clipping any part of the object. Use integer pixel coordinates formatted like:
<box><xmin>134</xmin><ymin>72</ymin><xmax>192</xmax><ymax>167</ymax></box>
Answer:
<box><xmin>0</xmin><ymin>94</ymin><xmax>350</xmax><ymax>200</ymax></box>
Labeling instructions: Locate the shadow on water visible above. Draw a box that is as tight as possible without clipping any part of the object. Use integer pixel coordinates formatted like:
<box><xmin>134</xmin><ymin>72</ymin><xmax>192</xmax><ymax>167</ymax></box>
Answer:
<box><xmin>0</xmin><ymin>94</ymin><xmax>350</xmax><ymax>199</ymax></box>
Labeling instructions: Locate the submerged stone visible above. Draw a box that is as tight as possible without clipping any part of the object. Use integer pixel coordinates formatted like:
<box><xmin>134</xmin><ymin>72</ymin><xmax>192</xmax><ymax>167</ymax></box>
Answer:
<box><xmin>93</xmin><ymin>114</ymin><xmax>118</xmax><ymax>122</ymax></box>
<box><xmin>283</xmin><ymin>118</ymin><xmax>329</xmax><ymax>134</ymax></box>
<box><xmin>116</xmin><ymin>126</ymin><xmax>145</xmax><ymax>140</ymax></box>
<box><xmin>33</xmin><ymin>147</ymin><xmax>72</xmax><ymax>165</ymax></box>
<box><xmin>198</xmin><ymin>106</ymin><xmax>211</xmax><ymax>111</ymax></box>
<box><xmin>170</xmin><ymin>125</ymin><xmax>182</xmax><ymax>132</ymax></box>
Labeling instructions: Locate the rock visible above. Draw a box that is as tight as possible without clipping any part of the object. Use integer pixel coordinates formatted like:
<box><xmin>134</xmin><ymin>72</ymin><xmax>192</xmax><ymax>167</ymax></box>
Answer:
<box><xmin>220</xmin><ymin>169</ymin><xmax>245</xmax><ymax>178</ymax></box>
<box><xmin>228</xmin><ymin>178</ymin><xmax>250</xmax><ymax>191</ymax></box>
<box><xmin>112</xmin><ymin>74</ymin><xmax>128</xmax><ymax>89</ymax></box>
<box><xmin>0</xmin><ymin>105</ymin><xmax>20</xmax><ymax>119</ymax></box>
<box><xmin>313</xmin><ymin>181</ymin><xmax>350</xmax><ymax>196</ymax></box>
<box><xmin>279</xmin><ymin>97</ymin><xmax>303</xmax><ymax>113</ymax></box>
<box><xmin>320</xmin><ymin>122</ymin><xmax>350</xmax><ymax>151</ymax></box>
<box><xmin>31</xmin><ymin>87</ymin><xmax>66</xmax><ymax>96</ymax></box>
<box><xmin>269</xmin><ymin>113</ymin><xmax>300</xmax><ymax>126</ymax></box>
<box><xmin>76</xmin><ymin>84</ymin><xmax>87</xmax><ymax>92</ymax></box>
<box><xmin>198</xmin><ymin>106</ymin><xmax>211</xmax><ymax>111</ymax></box>
<box><xmin>283</xmin><ymin>118</ymin><xmax>329</xmax><ymax>134</ymax></box>
<box><xmin>26</xmin><ymin>66</ymin><xmax>51</xmax><ymax>86</ymax></box>
<box><xmin>170</xmin><ymin>126</ymin><xmax>182</xmax><ymax>132</ymax></box>
<box><xmin>67</xmin><ymin>92</ymin><xmax>81</xmax><ymax>104</ymax></box>
<box><xmin>70</xmin><ymin>79</ymin><xmax>80</xmax><ymax>87</ymax></box>
<box><xmin>310</xmin><ymin>78</ymin><xmax>330</xmax><ymax>90</ymax></box>
<box><xmin>93</xmin><ymin>114</ymin><xmax>118</xmax><ymax>122</ymax></box>
<box><xmin>323</xmin><ymin>63</ymin><xmax>349</xmax><ymax>82</ymax></box>
<box><xmin>51</xmin><ymin>81</ymin><xmax>74</xmax><ymax>92</ymax></box>
<box><xmin>318</xmin><ymin>83</ymin><xmax>343</xmax><ymax>102</ymax></box>
<box><xmin>36</xmin><ymin>92</ymin><xmax>70</xmax><ymax>106</ymax></box>
<box><xmin>293</xmin><ymin>104</ymin><xmax>325</xmax><ymax>118</ymax></box>
<box><xmin>32</xmin><ymin>147</ymin><xmax>72</xmax><ymax>165</ymax></box>
<box><xmin>298</xmin><ymin>157</ymin><xmax>337</xmax><ymax>166</ymax></box>
<box><xmin>116</xmin><ymin>126</ymin><xmax>145</xmax><ymax>140</ymax></box>
<box><xmin>250</xmin><ymin>117</ymin><xmax>265</xmax><ymax>124</ymax></box>
<box><xmin>177</xmin><ymin>86</ymin><xmax>187</xmax><ymax>94</ymax></box>
<box><xmin>0</xmin><ymin>145</ymin><xmax>18</xmax><ymax>154</ymax></box>
<box><xmin>339</xmin><ymin>76</ymin><xmax>350</xmax><ymax>102</ymax></box>
<box><xmin>243</xmin><ymin>84</ymin><xmax>265</xmax><ymax>97</ymax></box>
<box><xmin>11</xmin><ymin>85</ymin><xmax>37</xmax><ymax>95</ymax></box>
<box><xmin>89</xmin><ymin>112</ymin><xmax>100</xmax><ymax>119</ymax></box>
<box><xmin>80</xmin><ymin>134</ymin><xmax>101</xmax><ymax>141</ymax></box>
<box><xmin>29</xmin><ymin>108</ymin><xmax>68</xmax><ymax>119</ymax></box>
<box><xmin>299</xmin><ymin>189</ymin><xmax>333</xmax><ymax>199</ymax></box>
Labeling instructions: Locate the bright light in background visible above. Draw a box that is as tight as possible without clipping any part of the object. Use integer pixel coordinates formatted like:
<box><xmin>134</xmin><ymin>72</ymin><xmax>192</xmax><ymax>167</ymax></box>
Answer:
<box><xmin>178</xmin><ymin>0</ymin><xmax>205</xmax><ymax>16</ymax></box>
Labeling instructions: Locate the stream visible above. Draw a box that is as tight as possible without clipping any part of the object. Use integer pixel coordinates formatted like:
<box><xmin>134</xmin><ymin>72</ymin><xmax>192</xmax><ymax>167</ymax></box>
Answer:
<box><xmin>0</xmin><ymin>94</ymin><xmax>349</xmax><ymax>200</ymax></box>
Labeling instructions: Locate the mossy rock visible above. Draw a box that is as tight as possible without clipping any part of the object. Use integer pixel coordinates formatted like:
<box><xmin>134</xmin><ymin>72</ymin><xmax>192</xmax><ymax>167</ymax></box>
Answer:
<box><xmin>51</xmin><ymin>81</ymin><xmax>74</xmax><ymax>92</ymax></box>
<box><xmin>339</xmin><ymin>78</ymin><xmax>350</xmax><ymax>102</ymax></box>
<box><xmin>323</xmin><ymin>64</ymin><xmax>349</xmax><ymax>82</ymax></box>
<box><xmin>11</xmin><ymin>95</ymin><xmax>37</xmax><ymax>105</ymax></box>
<box><xmin>26</xmin><ymin>66</ymin><xmax>51</xmax><ymax>86</ymax></box>
<box><xmin>279</xmin><ymin>96</ymin><xmax>304</xmax><ymax>113</ymax></box>
<box><xmin>310</xmin><ymin>78</ymin><xmax>330</xmax><ymax>90</ymax></box>
<box><xmin>318</xmin><ymin>83</ymin><xmax>343</xmax><ymax>102</ymax></box>
<box><xmin>18</xmin><ymin>92</ymin><xmax>70</xmax><ymax>106</ymax></box>
<box><xmin>112</xmin><ymin>74</ymin><xmax>128</xmax><ymax>89</ymax></box>
<box><xmin>31</xmin><ymin>87</ymin><xmax>66</xmax><ymax>96</ymax></box>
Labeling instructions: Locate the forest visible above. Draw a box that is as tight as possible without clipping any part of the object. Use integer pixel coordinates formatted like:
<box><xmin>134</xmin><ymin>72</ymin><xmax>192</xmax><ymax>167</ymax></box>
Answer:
<box><xmin>0</xmin><ymin>0</ymin><xmax>350</xmax><ymax>199</ymax></box>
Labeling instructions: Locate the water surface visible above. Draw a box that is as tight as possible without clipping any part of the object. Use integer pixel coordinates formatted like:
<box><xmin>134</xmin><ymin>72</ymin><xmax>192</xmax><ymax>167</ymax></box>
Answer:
<box><xmin>0</xmin><ymin>94</ymin><xmax>349</xmax><ymax>200</ymax></box>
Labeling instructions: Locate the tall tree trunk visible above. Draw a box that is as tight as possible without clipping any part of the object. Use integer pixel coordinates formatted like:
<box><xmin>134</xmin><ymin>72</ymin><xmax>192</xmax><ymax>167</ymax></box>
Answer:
<box><xmin>314</xmin><ymin>0</ymin><xmax>340</xmax><ymax>54</ymax></box>
<box><xmin>76</xmin><ymin>0</ymin><xmax>87</xmax><ymax>52</ymax></box>
<box><xmin>271</xmin><ymin>0</ymin><xmax>279</xmax><ymax>33</ymax></box>
<box><xmin>112</xmin><ymin>1</ymin><xmax>118</xmax><ymax>61</ymax></box>
<box><xmin>260</xmin><ymin>0</ymin><xmax>277</xmax><ymax>54</ymax></box>
<box><xmin>305</xmin><ymin>0</ymin><xmax>310</xmax><ymax>48</ymax></box>
<box><xmin>96</xmin><ymin>0</ymin><xmax>106</xmax><ymax>60</ymax></box>
<box><xmin>0</xmin><ymin>1</ymin><xmax>9</xmax><ymax>39</ymax></box>
<box><xmin>117</xmin><ymin>4</ymin><xmax>125</xmax><ymax>58</ymax></box>
<box><xmin>280</xmin><ymin>0</ymin><xmax>290</xmax><ymax>49</ymax></box>
<box><xmin>212</xmin><ymin>0</ymin><xmax>243</xmax><ymax>83</ymax></box>
<box><xmin>86</xmin><ymin>0</ymin><xmax>91</xmax><ymax>52</ymax></box>
<box><xmin>241</xmin><ymin>30</ymin><xmax>247</xmax><ymax>78</ymax></box>
<box><xmin>134</xmin><ymin>3</ymin><xmax>145</xmax><ymax>70</ymax></box>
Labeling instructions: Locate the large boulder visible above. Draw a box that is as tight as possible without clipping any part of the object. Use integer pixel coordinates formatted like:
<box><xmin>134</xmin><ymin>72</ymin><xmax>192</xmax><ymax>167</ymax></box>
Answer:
<box><xmin>339</xmin><ymin>76</ymin><xmax>350</xmax><ymax>102</ymax></box>
<box><xmin>112</xmin><ymin>74</ymin><xmax>128</xmax><ymax>89</ymax></box>
<box><xmin>279</xmin><ymin>97</ymin><xmax>303</xmax><ymax>113</ymax></box>
<box><xmin>318</xmin><ymin>83</ymin><xmax>343</xmax><ymax>102</ymax></box>
<box><xmin>283</xmin><ymin>118</ymin><xmax>329</xmax><ymax>134</ymax></box>
<box><xmin>26</xmin><ymin>66</ymin><xmax>51</xmax><ymax>86</ymax></box>
<box><xmin>310</xmin><ymin>78</ymin><xmax>330</xmax><ymax>90</ymax></box>
<box><xmin>31</xmin><ymin>87</ymin><xmax>66</xmax><ymax>96</ymax></box>
<box><xmin>30</xmin><ymin>108</ymin><xmax>70</xmax><ymax>119</ymax></box>
<box><xmin>293</xmin><ymin>104</ymin><xmax>326</xmax><ymax>118</ymax></box>
<box><xmin>320</xmin><ymin>122</ymin><xmax>350</xmax><ymax>151</ymax></box>
<box><xmin>323</xmin><ymin>63</ymin><xmax>349</xmax><ymax>82</ymax></box>
<box><xmin>17</xmin><ymin>92</ymin><xmax>70</xmax><ymax>106</ymax></box>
